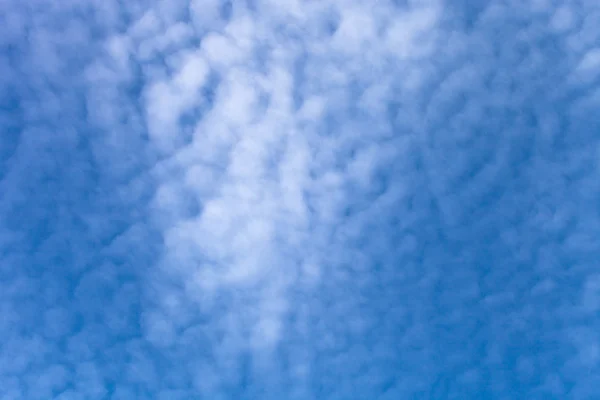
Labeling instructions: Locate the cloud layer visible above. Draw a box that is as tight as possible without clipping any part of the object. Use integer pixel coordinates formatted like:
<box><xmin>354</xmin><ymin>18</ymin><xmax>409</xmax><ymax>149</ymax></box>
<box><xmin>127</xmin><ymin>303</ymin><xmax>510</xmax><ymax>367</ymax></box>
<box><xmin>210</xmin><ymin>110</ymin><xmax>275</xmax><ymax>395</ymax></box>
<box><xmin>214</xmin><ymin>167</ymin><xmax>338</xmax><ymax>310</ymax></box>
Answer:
<box><xmin>1</xmin><ymin>0</ymin><xmax>600</xmax><ymax>398</ymax></box>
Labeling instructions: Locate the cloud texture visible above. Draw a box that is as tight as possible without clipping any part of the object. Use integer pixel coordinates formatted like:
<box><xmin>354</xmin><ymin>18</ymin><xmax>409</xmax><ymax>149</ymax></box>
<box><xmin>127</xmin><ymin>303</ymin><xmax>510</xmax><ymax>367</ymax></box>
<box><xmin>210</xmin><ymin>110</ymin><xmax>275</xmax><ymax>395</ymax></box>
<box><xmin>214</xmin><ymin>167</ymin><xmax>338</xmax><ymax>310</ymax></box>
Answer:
<box><xmin>1</xmin><ymin>0</ymin><xmax>600</xmax><ymax>398</ymax></box>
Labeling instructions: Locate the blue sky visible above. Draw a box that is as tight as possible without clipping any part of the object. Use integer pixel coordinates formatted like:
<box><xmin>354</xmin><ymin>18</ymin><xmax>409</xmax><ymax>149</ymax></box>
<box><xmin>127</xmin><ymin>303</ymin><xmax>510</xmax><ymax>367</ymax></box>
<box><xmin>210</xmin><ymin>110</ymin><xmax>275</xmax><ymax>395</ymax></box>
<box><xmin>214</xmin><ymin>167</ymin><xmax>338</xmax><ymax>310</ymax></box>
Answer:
<box><xmin>1</xmin><ymin>0</ymin><xmax>600</xmax><ymax>398</ymax></box>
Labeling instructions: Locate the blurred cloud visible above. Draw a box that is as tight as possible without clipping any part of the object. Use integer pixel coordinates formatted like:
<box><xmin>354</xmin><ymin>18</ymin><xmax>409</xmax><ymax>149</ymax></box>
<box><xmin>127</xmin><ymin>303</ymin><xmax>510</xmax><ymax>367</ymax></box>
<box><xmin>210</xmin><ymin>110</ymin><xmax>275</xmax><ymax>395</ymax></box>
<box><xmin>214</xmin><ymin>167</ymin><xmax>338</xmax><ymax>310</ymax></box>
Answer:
<box><xmin>1</xmin><ymin>0</ymin><xmax>600</xmax><ymax>398</ymax></box>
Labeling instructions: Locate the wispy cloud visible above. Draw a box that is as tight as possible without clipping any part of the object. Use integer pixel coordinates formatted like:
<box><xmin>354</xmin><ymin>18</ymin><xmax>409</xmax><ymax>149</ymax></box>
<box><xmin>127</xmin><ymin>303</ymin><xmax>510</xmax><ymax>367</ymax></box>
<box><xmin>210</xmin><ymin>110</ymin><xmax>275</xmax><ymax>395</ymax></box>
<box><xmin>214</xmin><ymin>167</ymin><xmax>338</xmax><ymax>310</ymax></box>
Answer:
<box><xmin>1</xmin><ymin>0</ymin><xmax>600</xmax><ymax>398</ymax></box>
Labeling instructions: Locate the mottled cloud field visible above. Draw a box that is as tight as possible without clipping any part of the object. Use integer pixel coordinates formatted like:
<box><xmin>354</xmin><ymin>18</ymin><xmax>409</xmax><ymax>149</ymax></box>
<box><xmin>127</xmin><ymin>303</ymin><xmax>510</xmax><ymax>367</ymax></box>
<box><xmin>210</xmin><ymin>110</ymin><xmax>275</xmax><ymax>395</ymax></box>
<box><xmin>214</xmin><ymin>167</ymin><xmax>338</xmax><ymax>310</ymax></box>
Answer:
<box><xmin>1</xmin><ymin>0</ymin><xmax>600</xmax><ymax>398</ymax></box>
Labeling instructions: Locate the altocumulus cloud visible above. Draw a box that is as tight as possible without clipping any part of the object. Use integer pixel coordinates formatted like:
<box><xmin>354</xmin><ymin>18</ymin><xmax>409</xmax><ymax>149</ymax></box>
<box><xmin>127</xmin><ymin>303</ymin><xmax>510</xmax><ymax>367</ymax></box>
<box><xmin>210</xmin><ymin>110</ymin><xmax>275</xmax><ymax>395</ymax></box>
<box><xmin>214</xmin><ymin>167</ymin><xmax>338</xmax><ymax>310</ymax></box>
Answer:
<box><xmin>1</xmin><ymin>0</ymin><xmax>600</xmax><ymax>398</ymax></box>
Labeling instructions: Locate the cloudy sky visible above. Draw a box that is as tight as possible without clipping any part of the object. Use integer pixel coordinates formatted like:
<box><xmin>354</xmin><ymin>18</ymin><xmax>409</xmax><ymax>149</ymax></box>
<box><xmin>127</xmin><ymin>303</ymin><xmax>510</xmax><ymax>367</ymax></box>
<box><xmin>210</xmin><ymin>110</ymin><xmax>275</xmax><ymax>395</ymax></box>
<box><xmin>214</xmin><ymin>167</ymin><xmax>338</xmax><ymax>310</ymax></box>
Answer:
<box><xmin>1</xmin><ymin>0</ymin><xmax>600</xmax><ymax>398</ymax></box>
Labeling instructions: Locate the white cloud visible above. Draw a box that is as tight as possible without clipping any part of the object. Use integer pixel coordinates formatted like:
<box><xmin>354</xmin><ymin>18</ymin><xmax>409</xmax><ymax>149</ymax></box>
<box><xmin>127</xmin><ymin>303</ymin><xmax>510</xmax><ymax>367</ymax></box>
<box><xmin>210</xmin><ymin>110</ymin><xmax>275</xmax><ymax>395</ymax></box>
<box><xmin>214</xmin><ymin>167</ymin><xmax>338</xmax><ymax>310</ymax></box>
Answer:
<box><xmin>550</xmin><ymin>5</ymin><xmax>577</xmax><ymax>33</ymax></box>
<box><xmin>574</xmin><ymin>47</ymin><xmax>600</xmax><ymax>81</ymax></box>
<box><xmin>2</xmin><ymin>0</ymin><xmax>600</xmax><ymax>398</ymax></box>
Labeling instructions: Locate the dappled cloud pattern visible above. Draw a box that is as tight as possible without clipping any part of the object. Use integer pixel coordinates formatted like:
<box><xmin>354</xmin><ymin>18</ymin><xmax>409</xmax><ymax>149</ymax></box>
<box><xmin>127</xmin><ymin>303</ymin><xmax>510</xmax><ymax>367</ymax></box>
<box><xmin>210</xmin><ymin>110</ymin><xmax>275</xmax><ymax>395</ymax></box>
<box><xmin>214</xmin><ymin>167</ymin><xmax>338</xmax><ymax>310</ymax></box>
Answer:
<box><xmin>1</xmin><ymin>0</ymin><xmax>600</xmax><ymax>398</ymax></box>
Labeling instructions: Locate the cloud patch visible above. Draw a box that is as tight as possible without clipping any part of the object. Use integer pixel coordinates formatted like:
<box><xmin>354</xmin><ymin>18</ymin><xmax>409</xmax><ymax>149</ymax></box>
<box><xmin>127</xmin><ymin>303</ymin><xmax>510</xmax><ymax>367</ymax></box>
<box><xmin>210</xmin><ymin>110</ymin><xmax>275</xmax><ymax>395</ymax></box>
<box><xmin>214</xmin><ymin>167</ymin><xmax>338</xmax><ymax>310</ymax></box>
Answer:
<box><xmin>1</xmin><ymin>0</ymin><xmax>600</xmax><ymax>398</ymax></box>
